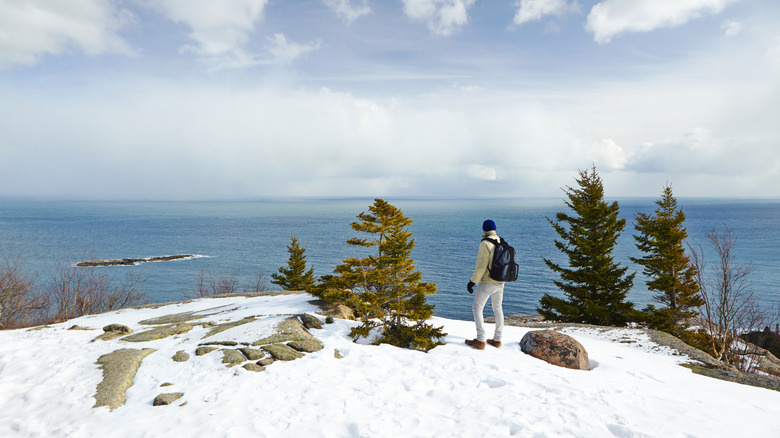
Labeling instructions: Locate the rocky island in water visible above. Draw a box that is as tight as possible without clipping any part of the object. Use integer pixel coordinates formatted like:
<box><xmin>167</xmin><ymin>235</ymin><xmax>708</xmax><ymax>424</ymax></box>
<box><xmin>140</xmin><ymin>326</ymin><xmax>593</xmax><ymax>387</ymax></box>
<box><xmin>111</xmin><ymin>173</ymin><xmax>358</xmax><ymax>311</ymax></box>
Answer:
<box><xmin>77</xmin><ymin>255</ymin><xmax>196</xmax><ymax>267</ymax></box>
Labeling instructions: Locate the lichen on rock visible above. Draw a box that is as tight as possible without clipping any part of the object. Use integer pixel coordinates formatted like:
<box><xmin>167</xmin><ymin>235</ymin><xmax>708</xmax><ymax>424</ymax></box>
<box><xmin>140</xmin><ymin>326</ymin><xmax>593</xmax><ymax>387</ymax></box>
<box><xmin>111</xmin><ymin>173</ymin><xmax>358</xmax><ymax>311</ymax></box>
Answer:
<box><xmin>238</xmin><ymin>347</ymin><xmax>264</xmax><ymax>360</ymax></box>
<box><xmin>172</xmin><ymin>351</ymin><xmax>190</xmax><ymax>362</ymax></box>
<box><xmin>93</xmin><ymin>348</ymin><xmax>156</xmax><ymax>411</ymax></box>
<box><xmin>221</xmin><ymin>349</ymin><xmax>247</xmax><ymax>366</ymax></box>
<box><xmin>242</xmin><ymin>363</ymin><xmax>265</xmax><ymax>372</ymax></box>
<box><xmin>195</xmin><ymin>346</ymin><xmax>217</xmax><ymax>356</ymax></box>
<box><xmin>288</xmin><ymin>339</ymin><xmax>324</xmax><ymax>353</ymax></box>
<box><xmin>253</xmin><ymin>317</ymin><xmax>314</xmax><ymax>346</ymax></box>
<box><xmin>121</xmin><ymin>323</ymin><xmax>194</xmax><ymax>342</ymax></box>
<box><xmin>263</xmin><ymin>343</ymin><xmax>304</xmax><ymax>361</ymax></box>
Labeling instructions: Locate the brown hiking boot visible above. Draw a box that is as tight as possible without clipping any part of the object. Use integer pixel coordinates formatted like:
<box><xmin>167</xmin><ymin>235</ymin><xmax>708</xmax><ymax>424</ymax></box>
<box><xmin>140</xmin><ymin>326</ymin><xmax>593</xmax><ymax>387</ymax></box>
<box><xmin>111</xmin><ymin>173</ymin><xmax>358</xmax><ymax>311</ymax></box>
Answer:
<box><xmin>465</xmin><ymin>339</ymin><xmax>485</xmax><ymax>350</ymax></box>
<box><xmin>486</xmin><ymin>339</ymin><xmax>502</xmax><ymax>348</ymax></box>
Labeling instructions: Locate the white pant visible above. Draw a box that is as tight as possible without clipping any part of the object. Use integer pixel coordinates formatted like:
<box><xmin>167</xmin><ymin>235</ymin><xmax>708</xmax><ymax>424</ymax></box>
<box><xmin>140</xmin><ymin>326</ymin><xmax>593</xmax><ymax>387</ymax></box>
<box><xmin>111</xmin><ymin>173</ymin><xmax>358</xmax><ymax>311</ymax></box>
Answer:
<box><xmin>472</xmin><ymin>282</ymin><xmax>504</xmax><ymax>342</ymax></box>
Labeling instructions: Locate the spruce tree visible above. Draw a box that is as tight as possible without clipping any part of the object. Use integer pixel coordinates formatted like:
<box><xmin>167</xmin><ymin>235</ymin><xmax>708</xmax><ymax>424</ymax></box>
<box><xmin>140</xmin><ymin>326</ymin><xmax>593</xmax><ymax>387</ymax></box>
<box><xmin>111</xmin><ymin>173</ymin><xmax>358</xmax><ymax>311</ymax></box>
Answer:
<box><xmin>271</xmin><ymin>235</ymin><xmax>316</xmax><ymax>291</ymax></box>
<box><xmin>538</xmin><ymin>166</ymin><xmax>637</xmax><ymax>325</ymax></box>
<box><xmin>632</xmin><ymin>185</ymin><xmax>703</xmax><ymax>334</ymax></box>
<box><xmin>317</xmin><ymin>198</ymin><xmax>445</xmax><ymax>351</ymax></box>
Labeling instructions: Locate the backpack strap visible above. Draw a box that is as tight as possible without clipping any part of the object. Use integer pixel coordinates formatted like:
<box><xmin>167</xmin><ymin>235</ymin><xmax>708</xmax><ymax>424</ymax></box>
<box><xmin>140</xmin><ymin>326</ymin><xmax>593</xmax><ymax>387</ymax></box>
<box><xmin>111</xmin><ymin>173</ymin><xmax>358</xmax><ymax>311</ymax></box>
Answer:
<box><xmin>481</xmin><ymin>237</ymin><xmax>498</xmax><ymax>270</ymax></box>
<box><xmin>481</xmin><ymin>237</ymin><xmax>499</xmax><ymax>245</ymax></box>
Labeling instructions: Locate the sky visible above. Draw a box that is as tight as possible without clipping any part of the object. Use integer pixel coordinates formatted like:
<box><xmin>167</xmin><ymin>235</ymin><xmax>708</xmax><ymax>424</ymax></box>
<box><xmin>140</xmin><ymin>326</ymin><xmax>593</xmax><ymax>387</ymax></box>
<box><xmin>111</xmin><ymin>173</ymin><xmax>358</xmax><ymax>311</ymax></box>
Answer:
<box><xmin>1</xmin><ymin>0</ymin><xmax>779</xmax><ymax>200</ymax></box>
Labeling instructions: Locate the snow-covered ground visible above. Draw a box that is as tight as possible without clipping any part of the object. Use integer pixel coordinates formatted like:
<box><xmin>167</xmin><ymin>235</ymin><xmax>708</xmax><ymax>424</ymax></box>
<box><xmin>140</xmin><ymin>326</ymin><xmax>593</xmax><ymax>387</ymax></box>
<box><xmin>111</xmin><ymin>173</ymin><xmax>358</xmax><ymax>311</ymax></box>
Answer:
<box><xmin>1</xmin><ymin>293</ymin><xmax>779</xmax><ymax>438</ymax></box>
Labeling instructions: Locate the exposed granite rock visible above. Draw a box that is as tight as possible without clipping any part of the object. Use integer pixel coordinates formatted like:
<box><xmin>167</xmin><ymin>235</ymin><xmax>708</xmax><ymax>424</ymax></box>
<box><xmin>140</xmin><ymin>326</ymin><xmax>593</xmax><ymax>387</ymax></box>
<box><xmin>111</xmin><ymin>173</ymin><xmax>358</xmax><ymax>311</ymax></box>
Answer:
<box><xmin>309</xmin><ymin>299</ymin><xmax>354</xmax><ymax>320</ymax></box>
<box><xmin>253</xmin><ymin>317</ymin><xmax>314</xmax><ymax>346</ymax></box>
<box><xmin>172</xmin><ymin>351</ymin><xmax>190</xmax><ymax>362</ymax></box>
<box><xmin>93</xmin><ymin>348</ymin><xmax>156</xmax><ymax>411</ymax></box>
<box><xmin>104</xmin><ymin>324</ymin><xmax>131</xmax><ymax>333</ymax></box>
<box><xmin>258</xmin><ymin>357</ymin><xmax>275</xmax><ymax>367</ymax></box>
<box><xmin>242</xmin><ymin>363</ymin><xmax>265</xmax><ymax>372</ymax></box>
<box><xmin>121</xmin><ymin>323</ymin><xmax>194</xmax><ymax>342</ymax></box>
<box><xmin>238</xmin><ymin>347</ymin><xmax>264</xmax><ymax>360</ymax></box>
<box><xmin>334</xmin><ymin>349</ymin><xmax>343</xmax><ymax>359</ymax></box>
<box><xmin>160</xmin><ymin>382</ymin><xmax>173</xmax><ymax>387</ymax></box>
<box><xmin>153</xmin><ymin>392</ymin><xmax>184</xmax><ymax>406</ymax></box>
<box><xmin>299</xmin><ymin>314</ymin><xmax>323</xmax><ymax>330</ymax></box>
<box><xmin>520</xmin><ymin>330</ymin><xmax>590</xmax><ymax>371</ymax></box>
<box><xmin>203</xmin><ymin>317</ymin><xmax>258</xmax><ymax>338</ymax></box>
<box><xmin>221</xmin><ymin>349</ymin><xmax>247</xmax><ymax>366</ymax></box>
<box><xmin>93</xmin><ymin>324</ymin><xmax>134</xmax><ymax>342</ymax></box>
<box><xmin>288</xmin><ymin>339</ymin><xmax>324</xmax><ymax>353</ymax></box>
<box><xmin>195</xmin><ymin>346</ymin><xmax>217</xmax><ymax>356</ymax></box>
<box><xmin>200</xmin><ymin>341</ymin><xmax>239</xmax><ymax>347</ymax></box>
<box><xmin>139</xmin><ymin>311</ymin><xmax>210</xmax><ymax>325</ymax></box>
<box><xmin>263</xmin><ymin>343</ymin><xmax>304</xmax><ymax>361</ymax></box>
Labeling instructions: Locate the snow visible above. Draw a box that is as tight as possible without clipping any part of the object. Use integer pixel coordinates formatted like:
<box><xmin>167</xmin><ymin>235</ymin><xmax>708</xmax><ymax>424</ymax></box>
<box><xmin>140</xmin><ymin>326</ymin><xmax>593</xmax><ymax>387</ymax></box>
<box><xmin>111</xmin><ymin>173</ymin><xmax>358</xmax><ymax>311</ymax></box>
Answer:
<box><xmin>1</xmin><ymin>293</ymin><xmax>779</xmax><ymax>438</ymax></box>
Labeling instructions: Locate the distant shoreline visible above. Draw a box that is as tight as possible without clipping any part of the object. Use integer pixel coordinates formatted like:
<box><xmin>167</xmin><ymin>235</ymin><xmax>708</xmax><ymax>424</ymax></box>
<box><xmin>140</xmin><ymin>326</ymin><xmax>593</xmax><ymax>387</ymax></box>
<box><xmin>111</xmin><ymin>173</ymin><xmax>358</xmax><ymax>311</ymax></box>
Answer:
<box><xmin>77</xmin><ymin>255</ymin><xmax>196</xmax><ymax>267</ymax></box>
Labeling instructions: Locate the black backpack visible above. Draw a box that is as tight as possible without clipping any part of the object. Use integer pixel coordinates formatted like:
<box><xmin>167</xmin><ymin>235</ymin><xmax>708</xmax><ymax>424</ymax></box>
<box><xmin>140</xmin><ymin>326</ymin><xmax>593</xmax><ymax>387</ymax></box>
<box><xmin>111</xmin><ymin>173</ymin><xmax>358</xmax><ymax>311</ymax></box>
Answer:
<box><xmin>482</xmin><ymin>237</ymin><xmax>519</xmax><ymax>282</ymax></box>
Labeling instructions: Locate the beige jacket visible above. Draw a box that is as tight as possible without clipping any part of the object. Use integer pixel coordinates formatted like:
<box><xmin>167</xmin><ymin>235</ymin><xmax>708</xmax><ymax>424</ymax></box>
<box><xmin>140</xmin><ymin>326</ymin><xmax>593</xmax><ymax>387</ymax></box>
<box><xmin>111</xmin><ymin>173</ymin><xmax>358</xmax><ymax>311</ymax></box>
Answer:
<box><xmin>470</xmin><ymin>230</ymin><xmax>503</xmax><ymax>284</ymax></box>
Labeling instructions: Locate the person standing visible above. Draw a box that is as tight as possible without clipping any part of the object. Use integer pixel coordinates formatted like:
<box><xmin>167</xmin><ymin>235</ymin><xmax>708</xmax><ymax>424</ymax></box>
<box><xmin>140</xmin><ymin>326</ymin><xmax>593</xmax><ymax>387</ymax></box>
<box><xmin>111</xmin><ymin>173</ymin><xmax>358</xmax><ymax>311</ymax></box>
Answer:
<box><xmin>466</xmin><ymin>219</ymin><xmax>505</xmax><ymax>349</ymax></box>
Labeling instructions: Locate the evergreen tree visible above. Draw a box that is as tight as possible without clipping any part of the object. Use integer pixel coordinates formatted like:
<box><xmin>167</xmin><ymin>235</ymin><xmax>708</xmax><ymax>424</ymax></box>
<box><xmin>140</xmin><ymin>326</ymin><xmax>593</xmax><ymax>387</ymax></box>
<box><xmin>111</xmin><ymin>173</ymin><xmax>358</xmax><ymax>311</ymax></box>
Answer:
<box><xmin>271</xmin><ymin>235</ymin><xmax>316</xmax><ymax>291</ymax></box>
<box><xmin>632</xmin><ymin>185</ymin><xmax>703</xmax><ymax>334</ymax></box>
<box><xmin>316</xmin><ymin>199</ymin><xmax>445</xmax><ymax>351</ymax></box>
<box><xmin>538</xmin><ymin>166</ymin><xmax>637</xmax><ymax>325</ymax></box>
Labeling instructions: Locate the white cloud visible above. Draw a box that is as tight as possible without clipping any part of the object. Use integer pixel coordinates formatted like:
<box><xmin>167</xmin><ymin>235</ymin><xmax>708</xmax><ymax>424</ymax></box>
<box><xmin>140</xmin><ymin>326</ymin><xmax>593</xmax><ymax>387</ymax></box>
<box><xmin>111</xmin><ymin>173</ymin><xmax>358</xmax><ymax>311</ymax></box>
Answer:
<box><xmin>585</xmin><ymin>0</ymin><xmax>739</xmax><ymax>43</ymax></box>
<box><xmin>513</xmin><ymin>0</ymin><xmax>580</xmax><ymax>26</ymax></box>
<box><xmin>324</xmin><ymin>0</ymin><xmax>372</xmax><ymax>23</ymax></box>
<box><xmin>592</xmin><ymin>138</ymin><xmax>627</xmax><ymax>170</ymax></box>
<box><xmin>402</xmin><ymin>0</ymin><xmax>477</xmax><ymax>36</ymax></box>
<box><xmin>0</xmin><ymin>0</ymin><xmax>134</xmax><ymax>68</ymax></box>
<box><xmin>466</xmin><ymin>165</ymin><xmax>498</xmax><ymax>181</ymax></box>
<box><xmin>624</xmin><ymin>127</ymin><xmax>765</xmax><ymax>175</ymax></box>
<box><xmin>145</xmin><ymin>0</ymin><xmax>267</xmax><ymax>60</ymax></box>
<box><xmin>721</xmin><ymin>19</ymin><xmax>742</xmax><ymax>37</ymax></box>
<box><xmin>267</xmin><ymin>34</ymin><xmax>322</xmax><ymax>65</ymax></box>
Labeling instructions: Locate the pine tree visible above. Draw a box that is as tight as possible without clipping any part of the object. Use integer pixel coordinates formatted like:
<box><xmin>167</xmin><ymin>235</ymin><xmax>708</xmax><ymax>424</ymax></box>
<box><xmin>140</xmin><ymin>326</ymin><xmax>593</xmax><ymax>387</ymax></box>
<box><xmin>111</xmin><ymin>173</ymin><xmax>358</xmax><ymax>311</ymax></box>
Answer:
<box><xmin>632</xmin><ymin>185</ymin><xmax>703</xmax><ymax>334</ymax></box>
<box><xmin>271</xmin><ymin>235</ymin><xmax>316</xmax><ymax>291</ymax></box>
<box><xmin>538</xmin><ymin>166</ymin><xmax>637</xmax><ymax>325</ymax></box>
<box><xmin>316</xmin><ymin>198</ymin><xmax>445</xmax><ymax>351</ymax></box>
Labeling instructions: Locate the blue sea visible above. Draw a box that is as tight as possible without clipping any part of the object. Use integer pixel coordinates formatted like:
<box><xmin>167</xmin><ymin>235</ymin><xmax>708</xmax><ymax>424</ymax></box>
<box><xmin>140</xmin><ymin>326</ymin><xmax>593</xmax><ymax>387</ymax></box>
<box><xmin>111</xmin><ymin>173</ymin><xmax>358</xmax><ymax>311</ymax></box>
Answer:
<box><xmin>1</xmin><ymin>198</ymin><xmax>778</xmax><ymax>321</ymax></box>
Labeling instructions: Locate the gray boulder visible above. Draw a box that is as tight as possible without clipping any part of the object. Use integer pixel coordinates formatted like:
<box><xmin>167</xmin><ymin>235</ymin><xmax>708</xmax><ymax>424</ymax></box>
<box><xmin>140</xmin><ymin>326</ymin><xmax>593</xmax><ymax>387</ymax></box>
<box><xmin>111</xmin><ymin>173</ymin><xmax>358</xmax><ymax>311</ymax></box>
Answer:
<box><xmin>172</xmin><ymin>350</ymin><xmax>190</xmax><ymax>362</ymax></box>
<box><xmin>92</xmin><ymin>324</ymin><xmax>133</xmax><ymax>342</ymax></box>
<box><xmin>195</xmin><ymin>346</ymin><xmax>217</xmax><ymax>356</ymax></box>
<box><xmin>263</xmin><ymin>343</ymin><xmax>304</xmax><ymax>361</ymax></box>
<box><xmin>221</xmin><ymin>349</ymin><xmax>247</xmax><ymax>366</ymax></box>
<box><xmin>520</xmin><ymin>330</ymin><xmax>590</xmax><ymax>371</ymax></box>
<box><xmin>153</xmin><ymin>392</ymin><xmax>184</xmax><ymax>406</ymax></box>
<box><xmin>242</xmin><ymin>363</ymin><xmax>265</xmax><ymax>372</ymax></box>
<box><xmin>288</xmin><ymin>339</ymin><xmax>324</xmax><ymax>353</ymax></box>
<box><xmin>299</xmin><ymin>314</ymin><xmax>323</xmax><ymax>330</ymax></box>
<box><xmin>238</xmin><ymin>347</ymin><xmax>264</xmax><ymax>360</ymax></box>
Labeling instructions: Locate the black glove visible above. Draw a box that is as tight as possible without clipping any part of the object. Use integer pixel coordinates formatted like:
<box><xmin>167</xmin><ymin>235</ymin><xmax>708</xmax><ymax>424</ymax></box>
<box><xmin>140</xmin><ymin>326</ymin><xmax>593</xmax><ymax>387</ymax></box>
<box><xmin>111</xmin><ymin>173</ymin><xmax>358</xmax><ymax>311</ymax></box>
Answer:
<box><xmin>467</xmin><ymin>281</ymin><xmax>475</xmax><ymax>294</ymax></box>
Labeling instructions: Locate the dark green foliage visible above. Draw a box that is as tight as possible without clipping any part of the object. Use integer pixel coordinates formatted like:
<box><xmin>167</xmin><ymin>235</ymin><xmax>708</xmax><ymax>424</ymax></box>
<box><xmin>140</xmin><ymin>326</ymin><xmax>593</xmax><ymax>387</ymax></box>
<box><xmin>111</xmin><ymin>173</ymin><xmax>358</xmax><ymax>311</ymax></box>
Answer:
<box><xmin>742</xmin><ymin>327</ymin><xmax>780</xmax><ymax>359</ymax></box>
<box><xmin>316</xmin><ymin>198</ymin><xmax>445</xmax><ymax>351</ymax></box>
<box><xmin>632</xmin><ymin>185</ymin><xmax>703</xmax><ymax>335</ymax></box>
<box><xmin>538</xmin><ymin>166</ymin><xmax>637</xmax><ymax>326</ymax></box>
<box><xmin>271</xmin><ymin>236</ymin><xmax>316</xmax><ymax>291</ymax></box>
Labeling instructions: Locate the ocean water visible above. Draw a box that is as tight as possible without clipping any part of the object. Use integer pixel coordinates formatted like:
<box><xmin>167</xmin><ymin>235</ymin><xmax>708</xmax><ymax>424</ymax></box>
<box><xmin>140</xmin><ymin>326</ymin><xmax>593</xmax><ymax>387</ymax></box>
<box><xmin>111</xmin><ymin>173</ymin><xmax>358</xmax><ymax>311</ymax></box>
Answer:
<box><xmin>1</xmin><ymin>198</ymin><xmax>778</xmax><ymax>321</ymax></box>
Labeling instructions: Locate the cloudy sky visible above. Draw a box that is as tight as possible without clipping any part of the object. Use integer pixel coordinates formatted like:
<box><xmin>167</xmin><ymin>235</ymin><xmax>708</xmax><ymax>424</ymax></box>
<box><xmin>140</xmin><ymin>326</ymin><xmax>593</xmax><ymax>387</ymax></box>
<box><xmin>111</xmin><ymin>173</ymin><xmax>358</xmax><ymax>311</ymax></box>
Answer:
<box><xmin>1</xmin><ymin>0</ymin><xmax>779</xmax><ymax>200</ymax></box>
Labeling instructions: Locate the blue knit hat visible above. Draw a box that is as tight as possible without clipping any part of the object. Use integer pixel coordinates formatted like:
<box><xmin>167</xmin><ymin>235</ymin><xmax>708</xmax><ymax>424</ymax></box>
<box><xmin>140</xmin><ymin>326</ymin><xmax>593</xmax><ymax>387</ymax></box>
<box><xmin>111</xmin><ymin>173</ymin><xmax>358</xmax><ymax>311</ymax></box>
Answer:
<box><xmin>482</xmin><ymin>219</ymin><xmax>496</xmax><ymax>231</ymax></box>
